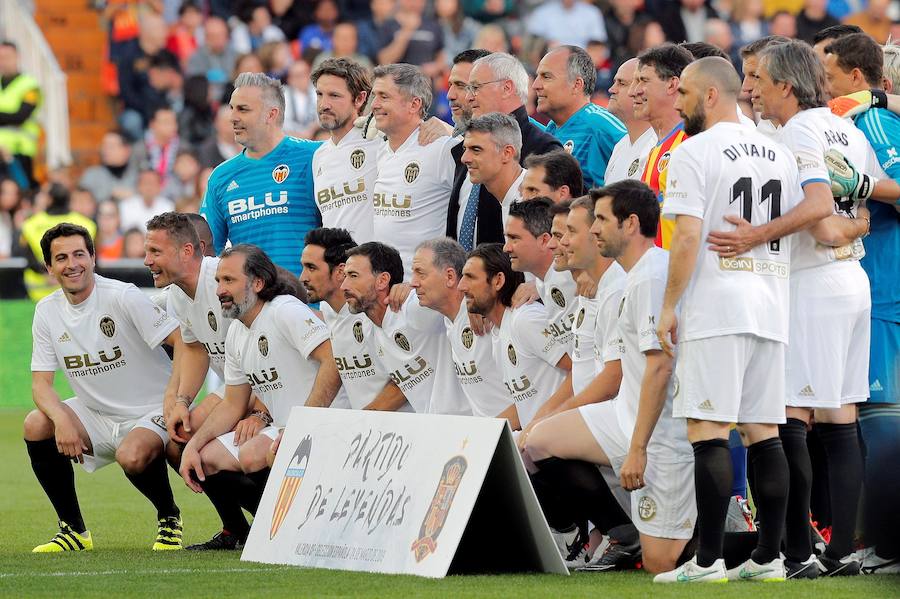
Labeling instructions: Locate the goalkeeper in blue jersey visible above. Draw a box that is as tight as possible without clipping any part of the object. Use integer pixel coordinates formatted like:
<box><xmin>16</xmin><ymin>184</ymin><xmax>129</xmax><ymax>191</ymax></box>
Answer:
<box><xmin>201</xmin><ymin>72</ymin><xmax>322</xmax><ymax>275</ymax></box>
<box><xmin>823</xmin><ymin>33</ymin><xmax>900</xmax><ymax>575</ymax></box>
<box><xmin>533</xmin><ymin>46</ymin><xmax>626</xmax><ymax>189</ymax></box>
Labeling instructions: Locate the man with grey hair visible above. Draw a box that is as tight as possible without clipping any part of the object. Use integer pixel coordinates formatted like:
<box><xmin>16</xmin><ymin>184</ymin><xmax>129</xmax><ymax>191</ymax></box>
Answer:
<box><xmin>533</xmin><ymin>46</ymin><xmax>626</xmax><ymax>188</ymax></box>
<box><xmin>371</xmin><ymin>63</ymin><xmax>458</xmax><ymax>279</ymax></box>
<box><xmin>739</xmin><ymin>35</ymin><xmax>790</xmax><ymax>139</ymax></box>
<box><xmin>200</xmin><ymin>72</ymin><xmax>322</xmax><ymax>276</ymax></box>
<box><xmin>714</xmin><ymin>40</ymin><xmax>876</xmax><ymax>578</ymax></box>
<box><xmin>460</xmin><ymin>113</ymin><xmax>527</xmax><ymax>230</ymax></box>
<box><xmin>410</xmin><ymin>238</ymin><xmax>512</xmax><ymax>418</ymax></box>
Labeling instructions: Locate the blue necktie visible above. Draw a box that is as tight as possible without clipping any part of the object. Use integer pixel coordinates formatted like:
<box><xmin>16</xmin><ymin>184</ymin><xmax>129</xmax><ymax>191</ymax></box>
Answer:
<box><xmin>459</xmin><ymin>183</ymin><xmax>481</xmax><ymax>251</ymax></box>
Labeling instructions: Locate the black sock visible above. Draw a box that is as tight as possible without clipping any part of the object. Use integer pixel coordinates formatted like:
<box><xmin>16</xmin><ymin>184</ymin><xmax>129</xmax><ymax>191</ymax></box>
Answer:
<box><xmin>26</xmin><ymin>438</ymin><xmax>86</xmax><ymax>533</ymax></box>
<box><xmin>779</xmin><ymin>418</ymin><xmax>813</xmax><ymax>561</ymax></box>
<box><xmin>723</xmin><ymin>531</ymin><xmax>759</xmax><ymax>569</ymax></box>
<box><xmin>123</xmin><ymin>454</ymin><xmax>179</xmax><ymax>520</ymax></box>
<box><xmin>693</xmin><ymin>438</ymin><xmax>732</xmax><ymax>567</ymax></box>
<box><xmin>199</xmin><ymin>471</ymin><xmax>251</xmax><ymax>539</ymax></box>
<box><xmin>529</xmin><ymin>466</ymin><xmax>576</xmax><ymax>531</ymax></box>
<box><xmin>242</xmin><ymin>467</ymin><xmax>271</xmax><ymax>514</ymax></box>
<box><xmin>807</xmin><ymin>425</ymin><xmax>832</xmax><ymax>528</ymax></box>
<box><xmin>747</xmin><ymin>437</ymin><xmax>789</xmax><ymax>564</ymax></box>
<box><xmin>817</xmin><ymin>423</ymin><xmax>863</xmax><ymax>559</ymax></box>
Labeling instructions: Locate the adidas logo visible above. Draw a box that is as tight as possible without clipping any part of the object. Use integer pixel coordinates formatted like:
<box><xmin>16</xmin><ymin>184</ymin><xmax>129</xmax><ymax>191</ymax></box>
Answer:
<box><xmin>870</xmin><ymin>380</ymin><xmax>883</xmax><ymax>392</ymax></box>
<box><xmin>698</xmin><ymin>399</ymin><xmax>714</xmax><ymax>411</ymax></box>
<box><xmin>799</xmin><ymin>385</ymin><xmax>815</xmax><ymax>397</ymax></box>
<box><xmin>58</xmin><ymin>332</ymin><xmax>71</xmax><ymax>343</ymax></box>
<box><xmin>226</xmin><ymin>180</ymin><xmax>239</xmax><ymax>191</ymax></box>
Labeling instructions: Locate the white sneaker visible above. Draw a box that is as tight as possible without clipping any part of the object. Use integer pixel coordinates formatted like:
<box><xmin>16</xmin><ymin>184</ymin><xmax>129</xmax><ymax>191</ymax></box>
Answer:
<box><xmin>724</xmin><ymin>495</ymin><xmax>756</xmax><ymax>532</ymax></box>
<box><xmin>551</xmin><ymin>527</ymin><xmax>579</xmax><ymax>560</ymax></box>
<box><xmin>654</xmin><ymin>557</ymin><xmax>728</xmax><ymax>583</ymax></box>
<box><xmin>726</xmin><ymin>557</ymin><xmax>786</xmax><ymax>581</ymax></box>
<box><xmin>860</xmin><ymin>551</ymin><xmax>900</xmax><ymax>575</ymax></box>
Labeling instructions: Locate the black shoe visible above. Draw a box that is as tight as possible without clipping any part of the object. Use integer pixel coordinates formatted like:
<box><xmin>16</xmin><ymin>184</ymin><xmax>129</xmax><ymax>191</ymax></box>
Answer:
<box><xmin>785</xmin><ymin>556</ymin><xmax>819</xmax><ymax>579</ymax></box>
<box><xmin>817</xmin><ymin>553</ymin><xmax>861</xmax><ymax>577</ymax></box>
<box><xmin>562</xmin><ymin>526</ymin><xmax>590</xmax><ymax>570</ymax></box>
<box><xmin>186</xmin><ymin>530</ymin><xmax>245</xmax><ymax>551</ymax></box>
<box><xmin>576</xmin><ymin>539</ymin><xmax>642</xmax><ymax>572</ymax></box>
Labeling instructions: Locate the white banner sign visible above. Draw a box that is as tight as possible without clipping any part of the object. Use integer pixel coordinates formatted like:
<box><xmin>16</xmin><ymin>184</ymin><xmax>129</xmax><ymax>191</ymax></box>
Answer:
<box><xmin>241</xmin><ymin>407</ymin><xmax>566</xmax><ymax>578</ymax></box>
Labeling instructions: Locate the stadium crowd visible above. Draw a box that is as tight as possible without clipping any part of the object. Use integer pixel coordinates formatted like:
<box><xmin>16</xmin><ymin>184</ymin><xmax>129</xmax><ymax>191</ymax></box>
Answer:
<box><xmin>14</xmin><ymin>0</ymin><xmax>900</xmax><ymax>585</ymax></box>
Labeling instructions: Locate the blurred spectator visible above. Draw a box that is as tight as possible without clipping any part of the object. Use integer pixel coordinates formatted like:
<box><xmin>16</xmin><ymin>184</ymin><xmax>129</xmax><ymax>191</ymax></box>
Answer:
<box><xmin>166</xmin><ymin>1</ymin><xmax>203</xmax><ymax>69</ymax></box>
<box><xmin>340</xmin><ymin>0</ymin><xmax>375</xmax><ymax>21</ymax></box>
<box><xmin>377</xmin><ymin>0</ymin><xmax>446</xmax><ymax>78</ymax></box>
<box><xmin>164</xmin><ymin>149</ymin><xmax>201</xmax><ymax>202</ymax></box>
<box><xmin>271</xmin><ymin>0</ymin><xmax>314</xmax><ymax>39</ymax></box>
<box><xmin>769</xmin><ymin>10</ymin><xmax>798</xmax><ymax>37</ymax></box>
<box><xmin>70</xmin><ymin>187</ymin><xmax>97</xmax><ymax>221</ymax></box>
<box><xmin>0</xmin><ymin>178</ymin><xmax>22</xmax><ymax>257</ymax></box>
<box><xmin>705</xmin><ymin>18</ymin><xmax>741</xmax><ymax>66</ymax></box>
<box><xmin>604</xmin><ymin>0</ymin><xmax>654</xmax><ymax>70</ymax></box>
<box><xmin>133</xmin><ymin>107</ymin><xmax>180</xmax><ymax>186</ymax></box>
<box><xmin>221</xmin><ymin>52</ymin><xmax>265</xmax><ymax>105</ymax></box>
<box><xmin>631</xmin><ymin>20</ymin><xmax>667</xmax><ymax>52</ymax></box>
<box><xmin>119</xmin><ymin>169</ymin><xmax>176</xmax><ymax>233</ymax></box>
<box><xmin>890</xmin><ymin>21</ymin><xmax>900</xmax><ymax>44</ymax></box>
<box><xmin>231</xmin><ymin>4</ymin><xmax>287</xmax><ymax>54</ymax></box>
<box><xmin>796</xmin><ymin>0</ymin><xmax>840</xmax><ymax>43</ymax></box>
<box><xmin>78</xmin><ymin>131</ymin><xmax>140</xmax><ymax>203</ymax></box>
<box><xmin>198</xmin><ymin>105</ymin><xmax>241</xmax><ymax>168</ymax></box>
<box><xmin>258</xmin><ymin>40</ymin><xmax>294</xmax><ymax>80</ymax></box>
<box><xmin>586</xmin><ymin>40</ymin><xmax>615</xmax><ymax>98</ymax></box>
<box><xmin>312</xmin><ymin>22</ymin><xmax>374</xmax><ymax>70</ymax></box>
<box><xmin>147</xmin><ymin>52</ymin><xmax>185</xmax><ymax>114</ymax></box>
<box><xmin>357</xmin><ymin>0</ymin><xmax>396</xmax><ymax>62</ymax></box>
<box><xmin>652</xmin><ymin>0</ymin><xmax>719</xmax><ymax>43</ymax></box>
<box><xmin>463</xmin><ymin>0</ymin><xmax>516</xmax><ymax>23</ymax></box>
<box><xmin>844</xmin><ymin>0</ymin><xmax>892</xmax><ymax>43</ymax></box>
<box><xmin>436</xmin><ymin>0</ymin><xmax>482</xmax><ymax>68</ymax></box>
<box><xmin>300</xmin><ymin>0</ymin><xmax>340</xmax><ymax>53</ymax></box>
<box><xmin>527</xmin><ymin>0</ymin><xmax>608</xmax><ymax>49</ymax></box>
<box><xmin>186</xmin><ymin>17</ymin><xmax>237</xmax><ymax>102</ymax></box>
<box><xmin>122</xmin><ymin>227</ymin><xmax>147</xmax><ymax>259</ymax></box>
<box><xmin>282</xmin><ymin>60</ymin><xmax>321</xmax><ymax>138</ymax></box>
<box><xmin>117</xmin><ymin>13</ymin><xmax>178</xmax><ymax>139</ymax></box>
<box><xmin>473</xmin><ymin>24</ymin><xmax>510</xmax><ymax>53</ymax></box>
<box><xmin>179</xmin><ymin>75</ymin><xmax>214</xmax><ymax>147</ymax></box>
<box><xmin>730</xmin><ymin>0</ymin><xmax>769</xmax><ymax>48</ymax></box>
<box><xmin>95</xmin><ymin>200</ymin><xmax>124</xmax><ymax>262</ymax></box>
<box><xmin>0</xmin><ymin>41</ymin><xmax>41</xmax><ymax>190</ymax></box>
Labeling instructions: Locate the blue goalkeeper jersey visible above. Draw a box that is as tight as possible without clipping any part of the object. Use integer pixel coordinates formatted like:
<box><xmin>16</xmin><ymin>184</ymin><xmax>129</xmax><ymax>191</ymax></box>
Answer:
<box><xmin>854</xmin><ymin>108</ymin><xmax>900</xmax><ymax>323</ymax></box>
<box><xmin>545</xmin><ymin>103</ymin><xmax>626</xmax><ymax>189</ymax></box>
<box><xmin>201</xmin><ymin>136</ymin><xmax>322</xmax><ymax>275</ymax></box>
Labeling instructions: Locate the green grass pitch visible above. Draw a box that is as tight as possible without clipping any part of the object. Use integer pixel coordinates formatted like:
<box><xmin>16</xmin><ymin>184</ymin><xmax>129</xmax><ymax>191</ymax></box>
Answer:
<box><xmin>1</xmin><ymin>300</ymin><xmax>897</xmax><ymax>597</ymax></box>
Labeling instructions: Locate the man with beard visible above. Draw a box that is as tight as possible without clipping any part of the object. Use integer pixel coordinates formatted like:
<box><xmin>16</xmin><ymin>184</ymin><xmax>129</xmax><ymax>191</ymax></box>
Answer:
<box><xmin>179</xmin><ymin>245</ymin><xmax>340</xmax><ymax>500</ymax></box>
<box><xmin>311</xmin><ymin>59</ymin><xmax>380</xmax><ymax>243</ymax></box>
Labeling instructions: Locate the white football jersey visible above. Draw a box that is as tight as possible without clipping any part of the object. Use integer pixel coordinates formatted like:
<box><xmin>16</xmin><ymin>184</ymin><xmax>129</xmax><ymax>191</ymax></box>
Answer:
<box><xmin>166</xmin><ymin>257</ymin><xmax>230</xmax><ymax>379</ymax></box>
<box><xmin>664</xmin><ymin>122</ymin><xmax>803</xmax><ymax>343</ymax></box>
<box><xmin>31</xmin><ymin>275</ymin><xmax>177</xmax><ymax>419</ymax></box>
<box><xmin>312</xmin><ymin>127</ymin><xmax>381</xmax><ymax>243</ymax></box>
<box><xmin>535</xmin><ymin>265</ymin><xmax>578</xmax><ymax>350</ymax></box>
<box><xmin>371</xmin><ymin>293</ymin><xmax>470</xmax><ymax>415</ymax></box>
<box><xmin>321</xmin><ymin>301</ymin><xmax>392</xmax><ymax>410</ymax></box>
<box><xmin>445</xmin><ymin>301</ymin><xmax>513</xmax><ymax>417</ymax></box>
<box><xmin>224</xmin><ymin>295</ymin><xmax>331</xmax><ymax>425</ymax></box>
<box><xmin>615</xmin><ymin>248</ymin><xmax>691</xmax><ymax>457</ymax></box>
<box><xmin>492</xmin><ymin>303</ymin><xmax>568</xmax><ymax>427</ymax></box>
<box><xmin>604</xmin><ymin>128</ymin><xmax>657</xmax><ymax>185</ymax></box>
<box><xmin>756</xmin><ymin>118</ymin><xmax>780</xmax><ymax>140</ymax></box>
<box><xmin>372</xmin><ymin>129</ymin><xmax>458</xmax><ymax>279</ymax></box>
<box><xmin>779</xmin><ymin>107</ymin><xmax>879</xmax><ymax>271</ymax></box>
<box><xmin>571</xmin><ymin>262</ymin><xmax>626</xmax><ymax>394</ymax></box>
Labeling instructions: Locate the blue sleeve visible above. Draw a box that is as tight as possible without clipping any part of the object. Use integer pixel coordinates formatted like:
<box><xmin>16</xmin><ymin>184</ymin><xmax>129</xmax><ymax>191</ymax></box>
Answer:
<box><xmin>200</xmin><ymin>167</ymin><xmax>228</xmax><ymax>253</ymax></box>
<box><xmin>858</xmin><ymin>109</ymin><xmax>900</xmax><ymax>182</ymax></box>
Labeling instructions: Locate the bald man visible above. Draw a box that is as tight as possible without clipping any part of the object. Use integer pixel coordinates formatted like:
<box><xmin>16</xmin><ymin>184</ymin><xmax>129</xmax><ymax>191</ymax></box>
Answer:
<box><xmin>604</xmin><ymin>58</ymin><xmax>657</xmax><ymax>185</ymax></box>
<box><xmin>653</xmin><ymin>58</ymin><xmax>805</xmax><ymax>583</ymax></box>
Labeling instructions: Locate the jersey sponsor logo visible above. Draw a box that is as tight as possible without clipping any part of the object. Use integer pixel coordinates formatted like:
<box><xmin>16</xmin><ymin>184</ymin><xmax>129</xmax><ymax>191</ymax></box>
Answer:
<box><xmin>563</xmin><ymin>140</ymin><xmax>574</xmax><ymax>154</ymax></box>
<box><xmin>550</xmin><ymin>287</ymin><xmax>566</xmax><ymax>308</ymax></box>
<box><xmin>352</xmin><ymin>320</ymin><xmax>364</xmax><ymax>343</ymax></box>
<box><xmin>99</xmin><ymin>316</ymin><xmax>116</xmax><ymax>338</ymax></box>
<box><xmin>507</xmin><ymin>343</ymin><xmax>517</xmax><ymax>366</ymax></box>
<box><xmin>412</xmin><ymin>455</ymin><xmax>467</xmax><ymax>563</ymax></box>
<box><xmin>638</xmin><ymin>495</ymin><xmax>657</xmax><ymax>521</ymax></box>
<box><xmin>350</xmin><ymin>148</ymin><xmax>366</xmax><ymax>169</ymax></box>
<box><xmin>454</xmin><ymin>359</ymin><xmax>479</xmax><ymax>377</ymax></box>
<box><xmin>258</xmin><ymin>335</ymin><xmax>269</xmax><ymax>357</ymax></box>
<box><xmin>799</xmin><ymin>385</ymin><xmax>815</xmax><ymax>397</ymax></box>
<box><xmin>270</xmin><ymin>435</ymin><xmax>312</xmax><ymax>539</ymax></box>
<box><xmin>627</xmin><ymin>158</ymin><xmax>640</xmax><ymax>177</ymax></box>
<box><xmin>388</xmin><ymin>356</ymin><xmax>433</xmax><ymax>391</ymax></box>
<box><xmin>207</xmin><ymin>310</ymin><xmax>218</xmax><ymax>332</ymax></box>
<box><xmin>226</xmin><ymin>180</ymin><xmax>239</xmax><ymax>191</ymax></box>
<box><xmin>150</xmin><ymin>415</ymin><xmax>167</xmax><ymax>430</ymax></box>
<box><xmin>884</xmin><ymin>147</ymin><xmax>900</xmax><ymax>170</ymax></box>
<box><xmin>718</xmin><ymin>256</ymin><xmax>788</xmax><ymax>278</ymax></box>
<box><xmin>461</xmin><ymin>326</ymin><xmax>474</xmax><ymax>350</ymax></box>
<box><xmin>63</xmin><ymin>346</ymin><xmax>125</xmax><ymax>374</ymax></box>
<box><xmin>227</xmin><ymin>190</ymin><xmax>290</xmax><ymax>223</ymax></box>
<box><xmin>870</xmin><ymin>379</ymin><xmax>883</xmax><ymax>392</ymax></box>
<box><xmin>58</xmin><ymin>332</ymin><xmax>71</xmax><ymax>343</ymax></box>
<box><xmin>272</xmin><ymin>164</ymin><xmax>290</xmax><ymax>184</ymax></box>
<box><xmin>335</xmin><ymin>353</ymin><xmax>374</xmax><ymax>372</ymax></box>
<box><xmin>247</xmin><ymin>367</ymin><xmax>281</xmax><ymax>388</ymax></box>
<box><xmin>657</xmin><ymin>151</ymin><xmax>671</xmax><ymax>173</ymax></box>
<box><xmin>504</xmin><ymin>374</ymin><xmax>533</xmax><ymax>397</ymax></box>
<box><xmin>697</xmin><ymin>399</ymin><xmax>714</xmax><ymax>411</ymax></box>
<box><xmin>404</xmin><ymin>162</ymin><xmax>420</xmax><ymax>184</ymax></box>
<box><xmin>576</xmin><ymin>308</ymin><xmax>585</xmax><ymax>329</ymax></box>
<box><xmin>316</xmin><ymin>178</ymin><xmax>366</xmax><ymax>208</ymax></box>
<box><xmin>394</xmin><ymin>332</ymin><xmax>411</xmax><ymax>352</ymax></box>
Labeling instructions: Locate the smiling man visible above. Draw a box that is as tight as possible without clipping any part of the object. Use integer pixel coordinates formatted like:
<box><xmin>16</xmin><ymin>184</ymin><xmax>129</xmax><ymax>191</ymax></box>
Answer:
<box><xmin>201</xmin><ymin>72</ymin><xmax>322</xmax><ymax>276</ymax></box>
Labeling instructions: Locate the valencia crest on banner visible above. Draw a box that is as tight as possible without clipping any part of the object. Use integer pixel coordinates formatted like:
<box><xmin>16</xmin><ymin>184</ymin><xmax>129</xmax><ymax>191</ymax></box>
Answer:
<box><xmin>242</xmin><ymin>408</ymin><xmax>567</xmax><ymax>578</ymax></box>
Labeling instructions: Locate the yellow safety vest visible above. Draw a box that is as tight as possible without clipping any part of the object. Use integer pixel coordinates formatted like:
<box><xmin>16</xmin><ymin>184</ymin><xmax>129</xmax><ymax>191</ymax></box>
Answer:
<box><xmin>21</xmin><ymin>212</ymin><xmax>97</xmax><ymax>301</ymax></box>
<box><xmin>0</xmin><ymin>73</ymin><xmax>41</xmax><ymax>157</ymax></box>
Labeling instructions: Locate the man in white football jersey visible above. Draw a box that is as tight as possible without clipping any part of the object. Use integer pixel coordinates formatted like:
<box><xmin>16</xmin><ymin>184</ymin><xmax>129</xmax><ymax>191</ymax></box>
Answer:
<box><xmin>653</xmin><ymin>58</ymin><xmax>805</xmax><ymax>583</ymax></box>
<box><xmin>738</xmin><ymin>36</ymin><xmax>790</xmax><ymax>140</ymax></box>
<box><xmin>300</xmin><ymin>227</ymin><xmax>398</xmax><ymax>410</ymax></box>
<box><xmin>712</xmin><ymin>41</ymin><xmax>875</xmax><ymax>578</ymax></box>
<box><xmin>410</xmin><ymin>237</ymin><xmax>512</xmax><ymax>418</ymax></box>
<box><xmin>179</xmin><ymin>245</ymin><xmax>341</xmax><ymax>495</ymax></box>
<box><xmin>341</xmin><ymin>241</ymin><xmax>470</xmax><ymax>415</ymax></box>
<box><xmin>144</xmin><ymin>212</ymin><xmax>274</xmax><ymax>551</ymax></box>
<box><xmin>604</xmin><ymin>58</ymin><xmax>657</xmax><ymax>185</ymax></box>
<box><xmin>370</xmin><ymin>63</ymin><xmax>458</xmax><ymax>279</ymax></box>
<box><xmin>26</xmin><ymin>223</ymin><xmax>194</xmax><ymax>552</ymax></box>
<box><xmin>312</xmin><ymin>58</ymin><xmax>380</xmax><ymax>243</ymax></box>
